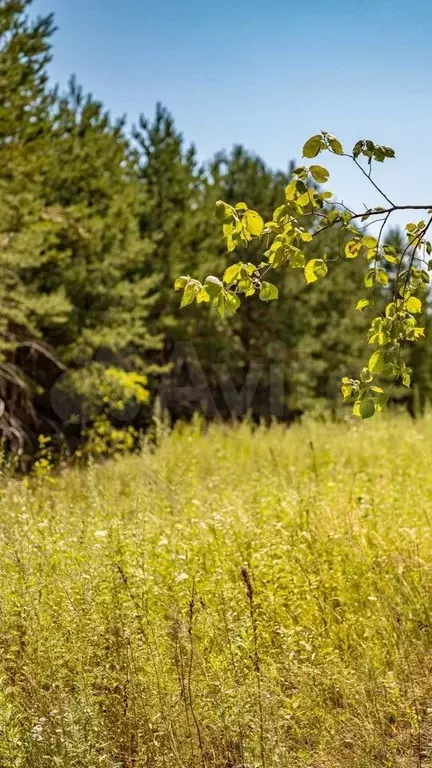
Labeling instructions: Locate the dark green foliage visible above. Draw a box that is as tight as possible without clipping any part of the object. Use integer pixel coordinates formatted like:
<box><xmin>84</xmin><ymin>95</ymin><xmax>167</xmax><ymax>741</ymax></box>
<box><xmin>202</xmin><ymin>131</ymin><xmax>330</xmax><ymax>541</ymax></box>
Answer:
<box><xmin>0</xmin><ymin>0</ymin><xmax>60</xmax><ymax>449</ymax></box>
<box><xmin>1</xmin><ymin>1</ymin><xmax>431</xmax><ymax>460</ymax></box>
<box><xmin>0</xmin><ymin>4</ymin><xmax>158</xmax><ymax>454</ymax></box>
<box><xmin>42</xmin><ymin>79</ymin><xmax>160</xmax><ymax>361</ymax></box>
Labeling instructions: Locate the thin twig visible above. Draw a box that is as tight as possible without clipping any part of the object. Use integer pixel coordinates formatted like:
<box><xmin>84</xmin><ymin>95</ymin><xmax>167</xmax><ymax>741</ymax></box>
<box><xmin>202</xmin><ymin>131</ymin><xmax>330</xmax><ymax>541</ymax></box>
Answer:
<box><xmin>241</xmin><ymin>566</ymin><xmax>265</xmax><ymax>768</ymax></box>
<box><xmin>187</xmin><ymin>578</ymin><xmax>206</xmax><ymax>768</ymax></box>
<box><xmin>351</xmin><ymin>154</ymin><xmax>395</xmax><ymax>207</ymax></box>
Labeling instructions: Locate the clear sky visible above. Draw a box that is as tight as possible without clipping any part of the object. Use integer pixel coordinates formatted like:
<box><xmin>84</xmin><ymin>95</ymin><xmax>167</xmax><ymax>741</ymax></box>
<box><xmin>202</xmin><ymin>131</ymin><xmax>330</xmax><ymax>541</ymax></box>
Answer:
<box><xmin>31</xmin><ymin>0</ymin><xmax>432</xmax><ymax>230</ymax></box>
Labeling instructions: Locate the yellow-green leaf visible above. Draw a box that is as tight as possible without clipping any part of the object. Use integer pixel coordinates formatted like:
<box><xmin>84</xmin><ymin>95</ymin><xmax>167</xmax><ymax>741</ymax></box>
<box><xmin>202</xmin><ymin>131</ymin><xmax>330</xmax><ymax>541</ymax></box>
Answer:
<box><xmin>304</xmin><ymin>258</ymin><xmax>328</xmax><ymax>284</ymax></box>
<box><xmin>223</xmin><ymin>263</ymin><xmax>242</xmax><ymax>284</ymax></box>
<box><xmin>204</xmin><ymin>275</ymin><xmax>223</xmax><ymax>298</ymax></box>
<box><xmin>326</xmin><ymin>134</ymin><xmax>343</xmax><ymax>155</ymax></box>
<box><xmin>309</xmin><ymin>165</ymin><xmax>329</xmax><ymax>183</ymax></box>
<box><xmin>225</xmin><ymin>290</ymin><xmax>241</xmax><ymax>313</ymax></box>
<box><xmin>215</xmin><ymin>200</ymin><xmax>234</xmax><ymax>221</ymax></box>
<box><xmin>345</xmin><ymin>239</ymin><xmax>362</xmax><ymax>259</ymax></box>
<box><xmin>406</xmin><ymin>296</ymin><xmax>422</xmax><ymax>314</ymax></box>
<box><xmin>376</xmin><ymin>269</ymin><xmax>389</xmax><ymax>285</ymax></box>
<box><xmin>181</xmin><ymin>282</ymin><xmax>199</xmax><ymax>308</ymax></box>
<box><xmin>369</xmin><ymin>349</ymin><xmax>385</xmax><ymax>374</ymax></box>
<box><xmin>289</xmin><ymin>249</ymin><xmax>305</xmax><ymax>268</ymax></box>
<box><xmin>302</xmin><ymin>135</ymin><xmax>323</xmax><ymax>159</ymax></box>
<box><xmin>299</xmin><ymin>231</ymin><xmax>312</xmax><ymax>242</ymax></box>
<box><xmin>341</xmin><ymin>377</ymin><xmax>353</xmax><ymax>400</ymax></box>
<box><xmin>196</xmin><ymin>287</ymin><xmax>210</xmax><ymax>304</ymax></box>
<box><xmin>174</xmin><ymin>275</ymin><xmax>189</xmax><ymax>291</ymax></box>
<box><xmin>243</xmin><ymin>210</ymin><xmax>264</xmax><ymax>237</ymax></box>
<box><xmin>259</xmin><ymin>282</ymin><xmax>279</xmax><ymax>302</ymax></box>
<box><xmin>356</xmin><ymin>298</ymin><xmax>370</xmax><ymax>311</ymax></box>
<box><xmin>362</xmin><ymin>235</ymin><xmax>377</xmax><ymax>249</ymax></box>
<box><xmin>359</xmin><ymin>398</ymin><xmax>375</xmax><ymax>419</ymax></box>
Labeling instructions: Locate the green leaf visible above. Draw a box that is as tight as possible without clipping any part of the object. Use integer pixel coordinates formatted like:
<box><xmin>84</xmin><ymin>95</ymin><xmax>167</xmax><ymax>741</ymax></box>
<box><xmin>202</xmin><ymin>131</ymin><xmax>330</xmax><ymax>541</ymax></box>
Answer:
<box><xmin>292</xmin><ymin>166</ymin><xmax>308</xmax><ymax>180</ymax></box>
<box><xmin>353</xmin><ymin>140</ymin><xmax>364</xmax><ymax>158</ymax></box>
<box><xmin>181</xmin><ymin>282</ymin><xmax>199</xmax><ymax>308</ymax></box>
<box><xmin>304</xmin><ymin>258</ymin><xmax>328</xmax><ymax>284</ymax></box>
<box><xmin>356</xmin><ymin>298</ymin><xmax>370</xmax><ymax>312</ymax></box>
<box><xmin>296</xmin><ymin>190</ymin><xmax>318</xmax><ymax>209</ymax></box>
<box><xmin>273</xmin><ymin>204</ymin><xmax>287</xmax><ymax>222</ymax></box>
<box><xmin>215</xmin><ymin>294</ymin><xmax>227</xmax><ymax>318</ymax></box>
<box><xmin>289</xmin><ymin>249</ymin><xmax>306</xmax><ymax>268</ymax></box>
<box><xmin>174</xmin><ymin>275</ymin><xmax>189</xmax><ymax>291</ymax></box>
<box><xmin>373</xmin><ymin>147</ymin><xmax>385</xmax><ymax>162</ymax></box>
<box><xmin>376</xmin><ymin>269</ymin><xmax>389</xmax><ymax>285</ymax></box>
<box><xmin>238</xmin><ymin>277</ymin><xmax>255</xmax><ymax>296</ymax></box>
<box><xmin>345</xmin><ymin>239</ymin><xmax>361</xmax><ymax>259</ymax></box>
<box><xmin>225</xmin><ymin>290</ymin><xmax>241</xmax><ymax>313</ymax></box>
<box><xmin>402</xmin><ymin>371</ymin><xmax>411</xmax><ymax>387</ymax></box>
<box><xmin>204</xmin><ymin>276</ymin><xmax>223</xmax><ymax>298</ymax></box>
<box><xmin>270</xmin><ymin>245</ymin><xmax>290</xmax><ymax>268</ymax></box>
<box><xmin>360</xmin><ymin>367</ymin><xmax>373</xmax><ymax>383</ymax></box>
<box><xmin>196</xmin><ymin>287</ymin><xmax>210</xmax><ymax>304</ymax></box>
<box><xmin>406</xmin><ymin>296</ymin><xmax>422</xmax><ymax>314</ymax></box>
<box><xmin>341</xmin><ymin>376</ymin><xmax>353</xmax><ymax>400</ymax></box>
<box><xmin>326</xmin><ymin>134</ymin><xmax>343</xmax><ymax>155</ymax></box>
<box><xmin>223</xmin><ymin>222</ymin><xmax>237</xmax><ymax>252</ymax></box>
<box><xmin>285</xmin><ymin>179</ymin><xmax>307</xmax><ymax>201</ymax></box>
<box><xmin>214</xmin><ymin>289</ymin><xmax>240</xmax><ymax>317</ymax></box>
<box><xmin>362</xmin><ymin>235</ymin><xmax>377</xmax><ymax>249</ymax></box>
<box><xmin>383</xmin><ymin>244</ymin><xmax>396</xmax><ymax>256</ymax></box>
<box><xmin>359</xmin><ymin>398</ymin><xmax>375</xmax><ymax>419</ymax></box>
<box><xmin>243</xmin><ymin>210</ymin><xmax>264</xmax><ymax>236</ymax></box>
<box><xmin>309</xmin><ymin>165</ymin><xmax>329</xmax><ymax>183</ymax></box>
<box><xmin>302</xmin><ymin>135</ymin><xmax>324</xmax><ymax>158</ymax></box>
<box><xmin>259</xmin><ymin>282</ymin><xmax>279</xmax><ymax>302</ymax></box>
<box><xmin>223</xmin><ymin>263</ymin><xmax>242</xmax><ymax>284</ymax></box>
<box><xmin>215</xmin><ymin>200</ymin><xmax>234</xmax><ymax>221</ymax></box>
<box><xmin>383</xmin><ymin>252</ymin><xmax>398</xmax><ymax>264</ymax></box>
<box><xmin>369</xmin><ymin>349</ymin><xmax>385</xmax><ymax>374</ymax></box>
<box><xmin>299</xmin><ymin>231</ymin><xmax>312</xmax><ymax>242</ymax></box>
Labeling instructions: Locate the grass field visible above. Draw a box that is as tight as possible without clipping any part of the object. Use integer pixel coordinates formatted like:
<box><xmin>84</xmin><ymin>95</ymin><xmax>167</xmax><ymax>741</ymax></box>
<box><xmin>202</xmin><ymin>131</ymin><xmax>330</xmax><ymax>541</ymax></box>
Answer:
<box><xmin>1</xmin><ymin>416</ymin><xmax>432</xmax><ymax>767</ymax></box>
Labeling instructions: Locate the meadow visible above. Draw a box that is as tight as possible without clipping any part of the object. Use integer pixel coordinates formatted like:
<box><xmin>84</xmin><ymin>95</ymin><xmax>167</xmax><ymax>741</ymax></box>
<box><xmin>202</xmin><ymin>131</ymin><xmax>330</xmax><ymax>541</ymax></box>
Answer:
<box><xmin>1</xmin><ymin>416</ymin><xmax>432</xmax><ymax>767</ymax></box>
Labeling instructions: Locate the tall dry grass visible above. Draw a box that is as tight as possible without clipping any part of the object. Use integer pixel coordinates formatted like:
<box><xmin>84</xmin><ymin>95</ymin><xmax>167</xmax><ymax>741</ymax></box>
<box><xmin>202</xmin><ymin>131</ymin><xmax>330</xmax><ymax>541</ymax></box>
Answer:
<box><xmin>1</xmin><ymin>415</ymin><xmax>432</xmax><ymax>767</ymax></box>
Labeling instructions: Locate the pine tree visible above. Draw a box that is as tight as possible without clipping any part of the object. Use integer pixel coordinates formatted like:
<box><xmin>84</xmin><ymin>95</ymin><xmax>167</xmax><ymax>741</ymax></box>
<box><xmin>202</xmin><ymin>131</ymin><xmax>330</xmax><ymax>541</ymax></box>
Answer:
<box><xmin>0</xmin><ymin>0</ymin><xmax>54</xmax><ymax>143</ymax></box>
<box><xmin>0</xmin><ymin>0</ymin><xmax>64</xmax><ymax>450</ymax></box>
<box><xmin>133</xmin><ymin>104</ymin><xmax>207</xmax><ymax>335</ymax></box>
<box><xmin>41</xmin><ymin>79</ymin><xmax>160</xmax><ymax>362</ymax></box>
<box><xmin>133</xmin><ymin>104</ymin><xmax>224</xmax><ymax>415</ymax></box>
<box><xmin>0</xmin><ymin>4</ymin><xmax>160</xmax><ymax>453</ymax></box>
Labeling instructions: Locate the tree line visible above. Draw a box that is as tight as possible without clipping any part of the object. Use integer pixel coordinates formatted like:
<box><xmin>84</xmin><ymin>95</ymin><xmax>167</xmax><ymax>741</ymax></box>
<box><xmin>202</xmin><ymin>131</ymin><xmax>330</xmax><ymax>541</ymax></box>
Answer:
<box><xmin>1</xmin><ymin>0</ymin><xmax>431</xmax><ymax>463</ymax></box>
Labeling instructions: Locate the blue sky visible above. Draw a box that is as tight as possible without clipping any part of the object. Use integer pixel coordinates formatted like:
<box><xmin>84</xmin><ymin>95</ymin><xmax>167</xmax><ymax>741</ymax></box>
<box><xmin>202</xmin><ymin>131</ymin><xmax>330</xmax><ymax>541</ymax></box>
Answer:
<box><xmin>31</xmin><ymin>0</ymin><xmax>432</xmax><ymax>230</ymax></box>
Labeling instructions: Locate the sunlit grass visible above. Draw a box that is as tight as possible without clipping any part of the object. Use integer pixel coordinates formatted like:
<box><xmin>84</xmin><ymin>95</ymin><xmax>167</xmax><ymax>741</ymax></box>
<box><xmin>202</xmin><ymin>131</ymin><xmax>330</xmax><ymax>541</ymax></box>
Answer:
<box><xmin>1</xmin><ymin>415</ymin><xmax>432</xmax><ymax>767</ymax></box>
